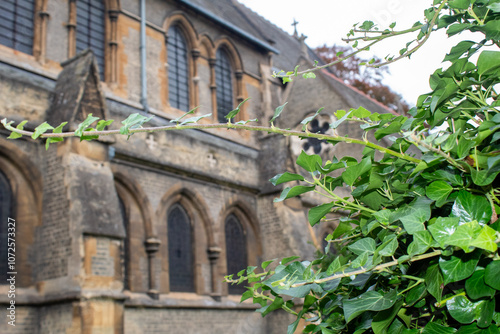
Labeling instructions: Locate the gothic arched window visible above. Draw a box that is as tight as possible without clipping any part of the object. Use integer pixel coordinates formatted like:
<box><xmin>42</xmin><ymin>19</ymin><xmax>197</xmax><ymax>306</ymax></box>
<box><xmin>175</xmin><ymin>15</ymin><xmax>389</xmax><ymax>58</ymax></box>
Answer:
<box><xmin>225</xmin><ymin>214</ymin><xmax>247</xmax><ymax>294</ymax></box>
<box><xmin>118</xmin><ymin>195</ymin><xmax>130</xmax><ymax>290</ymax></box>
<box><xmin>168</xmin><ymin>203</ymin><xmax>195</xmax><ymax>292</ymax></box>
<box><xmin>0</xmin><ymin>170</ymin><xmax>13</xmax><ymax>282</ymax></box>
<box><xmin>167</xmin><ymin>25</ymin><xmax>190</xmax><ymax>112</ymax></box>
<box><xmin>0</xmin><ymin>0</ymin><xmax>34</xmax><ymax>55</ymax></box>
<box><xmin>215</xmin><ymin>48</ymin><xmax>234</xmax><ymax>123</ymax></box>
<box><xmin>76</xmin><ymin>0</ymin><xmax>106</xmax><ymax>78</ymax></box>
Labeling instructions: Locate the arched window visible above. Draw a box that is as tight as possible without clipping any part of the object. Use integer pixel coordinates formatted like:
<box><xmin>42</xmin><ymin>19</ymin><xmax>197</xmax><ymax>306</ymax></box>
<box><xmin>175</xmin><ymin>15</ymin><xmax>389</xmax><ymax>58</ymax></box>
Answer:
<box><xmin>0</xmin><ymin>0</ymin><xmax>34</xmax><ymax>55</ymax></box>
<box><xmin>0</xmin><ymin>170</ymin><xmax>13</xmax><ymax>282</ymax></box>
<box><xmin>76</xmin><ymin>0</ymin><xmax>106</xmax><ymax>78</ymax></box>
<box><xmin>118</xmin><ymin>195</ymin><xmax>129</xmax><ymax>290</ymax></box>
<box><xmin>215</xmin><ymin>48</ymin><xmax>234</xmax><ymax>123</ymax></box>
<box><xmin>168</xmin><ymin>204</ymin><xmax>195</xmax><ymax>292</ymax></box>
<box><xmin>225</xmin><ymin>214</ymin><xmax>247</xmax><ymax>294</ymax></box>
<box><xmin>167</xmin><ymin>25</ymin><xmax>190</xmax><ymax>112</ymax></box>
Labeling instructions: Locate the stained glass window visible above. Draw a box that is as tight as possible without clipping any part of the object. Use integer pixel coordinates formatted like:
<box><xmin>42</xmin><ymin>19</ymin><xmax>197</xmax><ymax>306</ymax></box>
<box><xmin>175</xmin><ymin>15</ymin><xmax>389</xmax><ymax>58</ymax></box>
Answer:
<box><xmin>0</xmin><ymin>0</ymin><xmax>34</xmax><ymax>55</ymax></box>
<box><xmin>0</xmin><ymin>170</ymin><xmax>12</xmax><ymax>282</ymax></box>
<box><xmin>225</xmin><ymin>214</ymin><xmax>247</xmax><ymax>294</ymax></box>
<box><xmin>168</xmin><ymin>204</ymin><xmax>195</xmax><ymax>292</ymax></box>
<box><xmin>167</xmin><ymin>26</ymin><xmax>190</xmax><ymax>112</ymax></box>
<box><xmin>76</xmin><ymin>0</ymin><xmax>106</xmax><ymax>78</ymax></box>
<box><xmin>215</xmin><ymin>49</ymin><xmax>234</xmax><ymax>123</ymax></box>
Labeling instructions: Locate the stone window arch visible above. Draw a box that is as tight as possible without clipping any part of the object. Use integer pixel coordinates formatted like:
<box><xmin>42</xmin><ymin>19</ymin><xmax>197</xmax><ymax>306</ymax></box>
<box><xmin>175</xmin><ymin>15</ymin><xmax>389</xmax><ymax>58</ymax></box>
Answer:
<box><xmin>167</xmin><ymin>25</ymin><xmax>190</xmax><ymax>112</ymax></box>
<box><xmin>0</xmin><ymin>0</ymin><xmax>35</xmax><ymax>55</ymax></box>
<box><xmin>167</xmin><ymin>203</ymin><xmax>195</xmax><ymax>292</ymax></box>
<box><xmin>224</xmin><ymin>214</ymin><xmax>247</xmax><ymax>295</ymax></box>
<box><xmin>221</xmin><ymin>203</ymin><xmax>261</xmax><ymax>295</ymax></box>
<box><xmin>0</xmin><ymin>170</ymin><xmax>13</xmax><ymax>282</ymax></box>
<box><xmin>67</xmin><ymin>0</ymin><xmax>119</xmax><ymax>82</ymax></box>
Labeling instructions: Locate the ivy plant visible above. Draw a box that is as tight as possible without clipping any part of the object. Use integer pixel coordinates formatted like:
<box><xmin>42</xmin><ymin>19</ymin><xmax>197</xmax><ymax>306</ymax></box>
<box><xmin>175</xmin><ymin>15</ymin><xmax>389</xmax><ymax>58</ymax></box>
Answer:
<box><xmin>1</xmin><ymin>0</ymin><xmax>500</xmax><ymax>333</ymax></box>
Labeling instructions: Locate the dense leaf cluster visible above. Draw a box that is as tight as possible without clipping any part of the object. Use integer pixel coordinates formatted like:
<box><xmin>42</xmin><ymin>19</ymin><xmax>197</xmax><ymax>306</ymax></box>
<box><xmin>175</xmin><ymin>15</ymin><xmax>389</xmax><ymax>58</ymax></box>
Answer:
<box><xmin>226</xmin><ymin>1</ymin><xmax>500</xmax><ymax>333</ymax></box>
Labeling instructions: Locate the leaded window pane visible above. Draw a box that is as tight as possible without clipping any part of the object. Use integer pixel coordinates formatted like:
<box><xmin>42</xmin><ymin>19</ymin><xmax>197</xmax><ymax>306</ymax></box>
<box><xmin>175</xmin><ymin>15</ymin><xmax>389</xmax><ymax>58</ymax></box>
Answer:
<box><xmin>118</xmin><ymin>195</ymin><xmax>129</xmax><ymax>290</ymax></box>
<box><xmin>168</xmin><ymin>204</ymin><xmax>195</xmax><ymax>292</ymax></box>
<box><xmin>215</xmin><ymin>49</ymin><xmax>234</xmax><ymax>123</ymax></box>
<box><xmin>0</xmin><ymin>170</ymin><xmax>13</xmax><ymax>282</ymax></box>
<box><xmin>225</xmin><ymin>215</ymin><xmax>247</xmax><ymax>294</ymax></box>
<box><xmin>167</xmin><ymin>26</ymin><xmax>190</xmax><ymax>112</ymax></box>
<box><xmin>76</xmin><ymin>0</ymin><xmax>105</xmax><ymax>79</ymax></box>
<box><xmin>0</xmin><ymin>0</ymin><xmax>34</xmax><ymax>55</ymax></box>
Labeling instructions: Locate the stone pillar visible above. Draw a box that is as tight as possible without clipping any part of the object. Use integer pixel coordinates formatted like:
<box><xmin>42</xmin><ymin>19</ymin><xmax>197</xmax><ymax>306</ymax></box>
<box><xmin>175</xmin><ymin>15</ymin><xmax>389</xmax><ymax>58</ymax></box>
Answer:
<box><xmin>145</xmin><ymin>237</ymin><xmax>161</xmax><ymax>299</ymax></box>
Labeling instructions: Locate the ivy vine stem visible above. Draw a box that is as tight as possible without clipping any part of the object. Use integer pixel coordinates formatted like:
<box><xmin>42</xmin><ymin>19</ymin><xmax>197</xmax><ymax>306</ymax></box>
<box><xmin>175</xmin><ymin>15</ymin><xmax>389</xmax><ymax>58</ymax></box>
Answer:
<box><xmin>1</xmin><ymin>119</ymin><xmax>423</xmax><ymax>164</ymax></box>
<box><xmin>290</xmin><ymin>250</ymin><xmax>442</xmax><ymax>288</ymax></box>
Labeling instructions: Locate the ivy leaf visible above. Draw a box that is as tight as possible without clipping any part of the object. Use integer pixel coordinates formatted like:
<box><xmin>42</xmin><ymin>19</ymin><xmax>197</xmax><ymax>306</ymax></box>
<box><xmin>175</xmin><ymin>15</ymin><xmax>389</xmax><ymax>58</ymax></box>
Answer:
<box><xmin>32</xmin><ymin>122</ymin><xmax>54</xmax><ymax>139</ymax></box>
<box><xmin>426</xmin><ymin>180</ymin><xmax>453</xmax><ymax>207</ymax></box>
<box><xmin>343</xmin><ymin>289</ymin><xmax>397</xmax><ymax>323</ymax></box>
<box><xmin>274</xmin><ymin>186</ymin><xmax>315</xmax><ymax>202</ymax></box>
<box><xmin>470</xmin><ymin>225</ymin><xmax>498</xmax><ymax>253</ymax></box>
<box><xmin>393</xmin><ymin>197</ymin><xmax>432</xmax><ymax>235</ymax></box>
<box><xmin>235</xmin><ymin>118</ymin><xmax>258</xmax><ymax>125</ymax></box>
<box><xmin>422</xmin><ymin>322</ymin><xmax>457</xmax><ymax>334</ymax></box>
<box><xmin>451</xmin><ymin>190</ymin><xmax>492</xmax><ymax>226</ymax></box>
<box><xmin>225</xmin><ymin>97</ymin><xmax>250</xmax><ymax>121</ymax></box>
<box><xmin>330</xmin><ymin>109</ymin><xmax>353</xmax><ymax>129</ymax></box>
<box><xmin>302</xmin><ymin>72</ymin><xmax>316</xmax><ymax>79</ymax></box>
<box><xmin>446</xmin><ymin>221</ymin><xmax>482</xmax><ymax>253</ymax></box>
<box><xmin>465</xmin><ymin>269</ymin><xmax>496</xmax><ymax>299</ymax></box>
<box><xmin>301</xmin><ymin>107</ymin><xmax>324</xmax><ymax>131</ymax></box>
<box><xmin>257</xmin><ymin>295</ymin><xmax>284</xmax><ymax>317</ymax></box>
<box><xmin>269</xmin><ymin>172</ymin><xmax>305</xmax><ymax>186</ymax></box>
<box><xmin>332</xmin><ymin>219</ymin><xmax>353</xmax><ymax>239</ymax></box>
<box><xmin>447</xmin><ymin>296</ymin><xmax>495</xmax><ymax>327</ymax></box>
<box><xmin>45</xmin><ymin>122</ymin><xmax>67</xmax><ymax>150</ymax></box>
<box><xmin>456</xmin><ymin>324</ymin><xmax>500</xmax><ymax>334</ymax></box>
<box><xmin>376</xmin><ymin>234</ymin><xmax>398</xmax><ymax>257</ymax></box>
<box><xmin>170</xmin><ymin>107</ymin><xmax>198</xmax><ymax>123</ymax></box>
<box><xmin>408</xmin><ymin>230</ymin><xmax>433</xmax><ymax>256</ymax></box>
<box><xmin>428</xmin><ymin>217</ymin><xmax>460</xmax><ymax>247</ymax></box>
<box><xmin>75</xmin><ymin>114</ymin><xmax>99</xmax><ymax>137</ymax></box>
<box><xmin>270</xmin><ymin>102</ymin><xmax>288</xmax><ymax>123</ymax></box>
<box><xmin>342</xmin><ymin>157</ymin><xmax>371</xmax><ymax>186</ymax></box>
<box><xmin>425</xmin><ymin>264</ymin><xmax>443</xmax><ymax>303</ymax></box>
<box><xmin>296</xmin><ymin>151</ymin><xmax>322</xmax><ymax>173</ymax></box>
<box><xmin>439</xmin><ymin>250</ymin><xmax>480</xmax><ymax>285</ymax></box>
<box><xmin>484</xmin><ymin>260</ymin><xmax>500</xmax><ymax>290</ymax></box>
<box><xmin>470</xmin><ymin>169</ymin><xmax>500</xmax><ymax>187</ymax></box>
<box><xmin>179</xmin><ymin>113</ymin><xmax>211</xmax><ymax>125</ymax></box>
<box><xmin>308</xmin><ymin>203</ymin><xmax>335</xmax><ymax>227</ymax></box>
<box><xmin>347</xmin><ymin>237</ymin><xmax>376</xmax><ymax>256</ymax></box>
<box><xmin>7</xmin><ymin>120</ymin><xmax>28</xmax><ymax>139</ymax></box>
<box><xmin>96</xmin><ymin>119</ymin><xmax>114</xmax><ymax>131</ymax></box>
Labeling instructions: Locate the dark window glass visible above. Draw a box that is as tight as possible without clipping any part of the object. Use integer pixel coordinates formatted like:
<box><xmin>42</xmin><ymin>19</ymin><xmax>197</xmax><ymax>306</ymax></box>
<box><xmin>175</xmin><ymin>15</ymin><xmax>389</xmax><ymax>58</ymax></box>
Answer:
<box><xmin>167</xmin><ymin>26</ymin><xmax>190</xmax><ymax>112</ymax></box>
<box><xmin>225</xmin><ymin>214</ymin><xmax>247</xmax><ymax>294</ymax></box>
<box><xmin>0</xmin><ymin>0</ymin><xmax>34</xmax><ymax>55</ymax></box>
<box><xmin>0</xmin><ymin>170</ymin><xmax>13</xmax><ymax>282</ymax></box>
<box><xmin>76</xmin><ymin>0</ymin><xmax>106</xmax><ymax>79</ymax></box>
<box><xmin>215</xmin><ymin>49</ymin><xmax>233</xmax><ymax>123</ymax></box>
<box><xmin>118</xmin><ymin>195</ymin><xmax>129</xmax><ymax>290</ymax></box>
<box><xmin>168</xmin><ymin>204</ymin><xmax>195</xmax><ymax>292</ymax></box>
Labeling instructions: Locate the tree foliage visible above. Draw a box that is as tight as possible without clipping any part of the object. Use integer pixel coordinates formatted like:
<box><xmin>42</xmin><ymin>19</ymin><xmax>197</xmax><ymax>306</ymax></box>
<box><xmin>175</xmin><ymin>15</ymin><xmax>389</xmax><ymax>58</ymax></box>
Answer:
<box><xmin>315</xmin><ymin>44</ymin><xmax>411</xmax><ymax>115</ymax></box>
<box><xmin>2</xmin><ymin>0</ymin><xmax>500</xmax><ymax>333</ymax></box>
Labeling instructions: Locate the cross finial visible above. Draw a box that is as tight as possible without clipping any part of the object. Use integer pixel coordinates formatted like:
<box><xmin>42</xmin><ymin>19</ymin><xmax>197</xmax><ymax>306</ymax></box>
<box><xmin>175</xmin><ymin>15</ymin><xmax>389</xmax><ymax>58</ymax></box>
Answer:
<box><xmin>292</xmin><ymin>18</ymin><xmax>299</xmax><ymax>37</ymax></box>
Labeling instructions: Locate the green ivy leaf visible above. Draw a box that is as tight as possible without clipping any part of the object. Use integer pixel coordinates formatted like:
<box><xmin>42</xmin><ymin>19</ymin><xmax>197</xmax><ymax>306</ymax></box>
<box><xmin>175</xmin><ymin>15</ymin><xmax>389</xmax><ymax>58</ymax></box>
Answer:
<box><xmin>425</xmin><ymin>263</ymin><xmax>444</xmax><ymax>303</ymax></box>
<box><xmin>330</xmin><ymin>109</ymin><xmax>353</xmax><ymax>129</ymax></box>
<box><xmin>471</xmin><ymin>168</ymin><xmax>500</xmax><ymax>187</ymax></box>
<box><xmin>32</xmin><ymin>122</ymin><xmax>54</xmax><ymax>139</ymax></box>
<box><xmin>296</xmin><ymin>151</ymin><xmax>322</xmax><ymax>173</ymax></box>
<box><xmin>274</xmin><ymin>185</ymin><xmax>315</xmax><ymax>202</ymax></box>
<box><xmin>308</xmin><ymin>203</ymin><xmax>335</xmax><ymax>227</ymax></box>
<box><xmin>75</xmin><ymin>114</ymin><xmax>99</xmax><ymax>137</ymax></box>
<box><xmin>96</xmin><ymin>119</ymin><xmax>113</xmax><ymax>131</ymax></box>
<box><xmin>332</xmin><ymin>219</ymin><xmax>354</xmax><ymax>239</ymax></box>
<box><xmin>447</xmin><ymin>295</ymin><xmax>495</xmax><ymax>327</ymax></box>
<box><xmin>484</xmin><ymin>261</ymin><xmax>500</xmax><ymax>290</ymax></box>
<box><xmin>347</xmin><ymin>237</ymin><xmax>376</xmax><ymax>256</ymax></box>
<box><xmin>170</xmin><ymin>107</ymin><xmax>198</xmax><ymax>123</ymax></box>
<box><xmin>428</xmin><ymin>217</ymin><xmax>460</xmax><ymax>247</ymax></box>
<box><xmin>439</xmin><ymin>250</ymin><xmax>480</xmax><ymax>285</ymax></box>
<box><xmin>343</xmin><ymin>289</ymin><xmax>397</xmax><ymax>323</ymax></box>
<box><xmin>179</xmin><ymin>113</ymin><xmax>211</xmax><ymax>125</ymax></box>
<box><xmin>269</xmin><ymin>172</ymin><xmax>305</xmax><ymax>186</ymax></box>
<box><xmin>7</xmin><ymin>120</ymin><xmax>28</xmax><ymax>139</ymax></box>
<box><xmin>235</xmin><ymin>118</ymin><xmax>258</xmax><ymax>125</ymax></box>
<box><xmin>270</xmin><ymin>102</ymin><xmax>288</xmax><ymax>123</ymax></box>
<box><xmin>257</xmin><ymin>295</ymin><xmax>284</xmax><ymax>317</ymax></box>
<box><xmin>119</xmin><ymin>113</ymin><xmax>154</xmax><ymax>136</ymax></box>
<box><xmin>376</xmin><ymin>234</ymin><xmax>398</xmax><ymax>257</ymax></box>
<box><xmin>393</xmin><ymin>197</ymin><xmax>432</xmax><ymax>235</ymax></box>
<box><xmin>466</xmin><ymin>269</ymin><xmax>496</xmax><ymax>299</ymax></box>
<box><xmin>301</xmin><ymin>107</ymin><xmax>324</xmax><ymax>131</ymax></box>
<box><xmin>408</xmin><ymin>230</ymin><xmax>433</xmax><ymax>256</ymax></box>
<box><xmin>422</xmin><ymin>322</ymin><xmax>457</xmax><ymax>334</ymax></box>
<box><xmin>456</xmin><ymin>324</ymin><xmax>500</xmax><ymax>334</ymax></box>
<box><xmin>426</xmin><ymin>180</ymin><xmax>453</xmax><ymax>207</ymax></box>
<box><xmin>302</xmin><ymin>72</ymin><xmax>316</xmax><ymax>79</ymax></box>
<box><xmin>451</xmin><ymin>190</ymin><xmax>492</xmax><ymax>226</ymax></box>
<box><xmin>225</xmin><ymin>97</ymin><xmax>250</xmax><ymax>121</ymax></box>
<box><xmin>470</xmin><ymin>225</ymin><xmax>498</xmax><ymax>253</ymax></box>
<box><xmin>342</xmin><ymin>157</ymin><xmax>371</xmax><ymax>186</ymax></box>
<box><xmin>45</xmin><ymin>122</ymin><xmax>67</xmax><ymax>150</ymax></box>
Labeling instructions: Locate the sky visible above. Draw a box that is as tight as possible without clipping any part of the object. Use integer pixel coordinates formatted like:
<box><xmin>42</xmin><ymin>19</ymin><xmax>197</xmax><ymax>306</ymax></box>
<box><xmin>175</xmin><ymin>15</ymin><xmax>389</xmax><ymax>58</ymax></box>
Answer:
<box><xmin>237</xmin><ymin>0</ymin><xmax>478</xmax><ymax>106</ymax></box>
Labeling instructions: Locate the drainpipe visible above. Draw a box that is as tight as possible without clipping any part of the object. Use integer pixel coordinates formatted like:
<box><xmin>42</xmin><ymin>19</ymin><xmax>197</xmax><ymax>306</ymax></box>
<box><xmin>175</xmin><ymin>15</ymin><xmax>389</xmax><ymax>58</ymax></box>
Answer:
<box><xmin>140</xmin><ymin>0</ymin><xmax>149</xmax><ymax>113</ymax></box>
